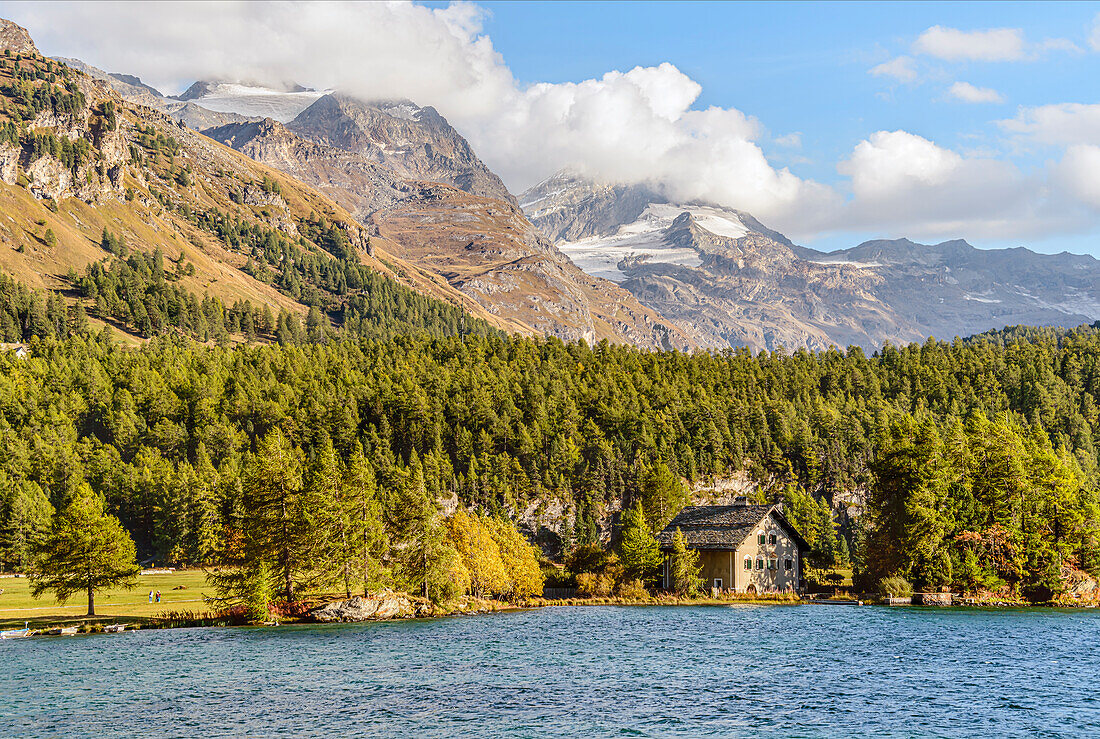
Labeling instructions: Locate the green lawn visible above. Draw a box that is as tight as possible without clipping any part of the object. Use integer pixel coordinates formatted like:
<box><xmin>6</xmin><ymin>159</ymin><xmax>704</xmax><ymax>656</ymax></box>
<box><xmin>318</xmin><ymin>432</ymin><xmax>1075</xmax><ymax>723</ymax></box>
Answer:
<box><xmin>0</xmin><ymin>570</ymin><xmax>216</xmax><ymax>628</ymax></box>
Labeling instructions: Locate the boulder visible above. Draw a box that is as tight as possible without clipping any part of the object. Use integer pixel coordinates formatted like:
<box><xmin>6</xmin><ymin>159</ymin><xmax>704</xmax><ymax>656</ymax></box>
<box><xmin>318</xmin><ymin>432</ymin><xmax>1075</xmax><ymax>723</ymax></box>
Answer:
<box><xmin>310</xmin><ymin>591</ymin><xmax>417</xmax><ymax>622</ymax></box>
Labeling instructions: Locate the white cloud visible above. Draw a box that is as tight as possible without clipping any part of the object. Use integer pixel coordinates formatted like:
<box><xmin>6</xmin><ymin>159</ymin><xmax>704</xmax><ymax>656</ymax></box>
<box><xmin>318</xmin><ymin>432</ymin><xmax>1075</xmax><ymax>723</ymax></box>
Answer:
<box><xmin>1</xmin><ymin>0</ymin><xmax>843</xmax><ymax>237</ymax></box>
<box><xmin>1001</xmin><ymin>103</ymin><xmax>1100</xmax><ymax>146</ymax></box>
<box><xmin>914</xmin><ymin>26</ymin><xmax>1026</xmax><ymax>61</ymax></box>
<box><xmin>837</xmin><ymin>130</ymin><xmax>1055</xmax><ymax>239</ymax></box>
<box><xmin>869</xmin><ymin>55</ymin><xmax>918</xmax><ymax>83</ymax></box>
<box><xmin>911</xmin><ymin>25</ymin><xmax>1077</xmax><ymax>62</ymax></box>
<box><xmin>947</xmin><ymin>81</ymin><xmax>1004</xmax><ymax>104</ymax></box>
<box><xmin>1089</xmin><ymin>14</ymin><xmax>1100</xmax><ymax>51</ymax></box>
<box><xmin>1055</xmin><ymin>145</ymin><xmax>1100</xmax><ymax>210</ymax></box>
<box><xmin>774</xmin><ymin>132</ymin><xmax>802</xmax><ymax>148</ymax></box>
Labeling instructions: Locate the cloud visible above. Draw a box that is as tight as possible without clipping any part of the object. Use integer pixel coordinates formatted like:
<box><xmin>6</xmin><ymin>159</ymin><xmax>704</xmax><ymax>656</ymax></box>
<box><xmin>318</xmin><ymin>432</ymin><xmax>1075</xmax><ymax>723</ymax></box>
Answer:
<box><xmin>947</xmin><ymin>81</ymin><xmax>1004</xmax><ymax>104</ymax></box>
<box><xmin>1</xmin><ymin>0</ymin><xmax>844</xmax><ymax>237</ymax></box>
<box><xmin>1001</xmin><ymin>103</ymin><xmax>1100</xmax><ymax>146</ymax></box>
<box><xmin>912</xmin><ymin>25</ymin><xmax>1077</xmax><ymax>62</ymax></box>
<box><xmin>774</xmin><ymin>132</ymin><xmax>802</xmax><ymax>148</ymax></box>
<box><xmin>837</xmin><ymin>130</ymin><xmax>1057</xmax><ymax>239</ymax></box>
<box><xmin>1092</xmin><ymin>14</ymin><xmax>1100</xmax><ymax>51</ymax></box>
<box><xmin>869</xmin><ymin>55</ymin><xmax>918</xmax><ymax>83</ymax></box>
<box><xmin>1055</xmin><ymin>145</ymin><xmax>1100</xmax><ymax>210</ymax></box>
<box><xmin>914</xmin><ymin>26</ymin><xmax>1026</xmax><ymax>61</ymax></box>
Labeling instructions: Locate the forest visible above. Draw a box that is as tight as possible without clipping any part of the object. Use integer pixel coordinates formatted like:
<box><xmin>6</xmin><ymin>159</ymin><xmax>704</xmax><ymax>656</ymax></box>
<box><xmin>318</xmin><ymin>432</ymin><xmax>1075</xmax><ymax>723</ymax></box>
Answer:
<box><xmin>0</xmin><ymin>312</ymin><xmax>1098</xmax><ymax>604</ymax></box>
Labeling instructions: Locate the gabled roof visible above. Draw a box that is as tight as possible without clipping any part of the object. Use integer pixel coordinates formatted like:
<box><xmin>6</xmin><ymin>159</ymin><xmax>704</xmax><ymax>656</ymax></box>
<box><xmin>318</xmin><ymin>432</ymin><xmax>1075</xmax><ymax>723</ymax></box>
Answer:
<box><xmin>656</xmin><ymin>504</ymin><xmax>811</xmax><ymax>552</ymax></box>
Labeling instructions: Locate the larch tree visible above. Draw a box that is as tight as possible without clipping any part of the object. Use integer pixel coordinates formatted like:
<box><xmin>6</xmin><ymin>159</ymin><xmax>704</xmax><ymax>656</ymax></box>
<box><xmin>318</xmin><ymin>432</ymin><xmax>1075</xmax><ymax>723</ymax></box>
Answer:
<box><xmin>210</xmin><ymin>429</ymin><xmax>309</xmax><ymax>604</ymax></box>
<box><xmin>0</xmin><ymin>479</ymin><xmax>54</xmax><ymax>571</ymax></box>
<box><xmin>29</xmin><ymin>483</ymin><xmax>140</xmax><ymax>616</ymax></box>
<box><xmin>488</xmin><ymin>517</ymin><xmax>544</xmax><ymax>600</ymax></box>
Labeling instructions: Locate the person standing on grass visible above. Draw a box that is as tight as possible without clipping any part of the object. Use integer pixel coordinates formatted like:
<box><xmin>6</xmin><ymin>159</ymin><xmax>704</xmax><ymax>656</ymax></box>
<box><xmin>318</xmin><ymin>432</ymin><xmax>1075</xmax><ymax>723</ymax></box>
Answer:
<box><xmin>149</xmin><ymin>590</ymin><xmax>153</xmax><ymax>603</ymax></box>
<box><xmin>155</xmin><ymin>590</ymin><xmax>160</xmax><ymax>603</ymax></box>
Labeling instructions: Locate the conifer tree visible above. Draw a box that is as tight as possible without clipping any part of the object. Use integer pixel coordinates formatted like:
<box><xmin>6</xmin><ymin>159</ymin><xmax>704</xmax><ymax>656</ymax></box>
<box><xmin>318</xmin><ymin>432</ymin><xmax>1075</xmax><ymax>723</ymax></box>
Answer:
<box><xmin>669</xmin><ymin>528</ymin><xmax>702</xmax><ymax>596</ymax></box>
<box><xmin>29</xmin><ymin>483</ymin><xmax>139</xmax><ymax>615</ymax></box>
<box><xmin>619</xmin><ymin>501</ymin><xmax>661</xmax><ymax>585</ymax></box>
<box><xmin>0</xmin><ymin>479</ymin><xmax>53</xmax><ymax>571</ymax></box>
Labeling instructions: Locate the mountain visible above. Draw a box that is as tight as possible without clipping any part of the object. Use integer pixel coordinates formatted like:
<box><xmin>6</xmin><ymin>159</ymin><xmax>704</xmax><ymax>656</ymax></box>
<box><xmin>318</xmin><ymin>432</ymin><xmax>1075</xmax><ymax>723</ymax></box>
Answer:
<box><xmin>286</xmin><ymin>94</ymin><xmax>516</xmax><ymax>206</ymax></box>
<box><xmin>0</xmin><ymin>21</ymin><xmax>510</xmax><ymax>343</ymax></box>
<box><xmin>203</xmin><ymin>117</ymin><xmax>689</xmax><ymax>348</ymax></box>
<box><xmin>28</xmin><ymin>52</ymin><xmax>687</xmax><ymax>348</ymax></box>
<box><xmin>521</xmin><ymin>171</ymin><xmax>1100</xmax><ymax>351</ymax></box>
<box><xmin>55</xmin><ymin>59</ymin><xmax>260</xmax><ymax>130</ymax></box>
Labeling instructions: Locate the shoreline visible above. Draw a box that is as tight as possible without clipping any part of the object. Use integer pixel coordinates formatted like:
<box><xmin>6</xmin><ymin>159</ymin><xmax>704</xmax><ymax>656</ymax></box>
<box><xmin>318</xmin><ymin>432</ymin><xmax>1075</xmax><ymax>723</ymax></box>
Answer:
<box><xmin>6</xmin><ymin>590</ymin><xmax>1096</xmax><ymax>635</ymax></box>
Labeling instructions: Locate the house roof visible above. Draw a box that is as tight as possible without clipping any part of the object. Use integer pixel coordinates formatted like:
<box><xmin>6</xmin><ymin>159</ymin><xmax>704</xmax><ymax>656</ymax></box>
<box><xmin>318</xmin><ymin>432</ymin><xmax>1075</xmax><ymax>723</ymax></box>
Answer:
<box><xmin>656</xmin><ymin>504</ymin><xmax>811</xmax><ymax>552</ymax></box>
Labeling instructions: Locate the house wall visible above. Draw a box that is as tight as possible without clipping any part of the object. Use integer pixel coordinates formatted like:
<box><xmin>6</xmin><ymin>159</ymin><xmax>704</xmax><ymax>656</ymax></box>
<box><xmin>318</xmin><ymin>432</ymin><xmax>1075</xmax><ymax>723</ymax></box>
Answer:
<box><xmin>732</xmin><ymin>513</ymin><xmax>801</xmax><ymax>593</ymax></box>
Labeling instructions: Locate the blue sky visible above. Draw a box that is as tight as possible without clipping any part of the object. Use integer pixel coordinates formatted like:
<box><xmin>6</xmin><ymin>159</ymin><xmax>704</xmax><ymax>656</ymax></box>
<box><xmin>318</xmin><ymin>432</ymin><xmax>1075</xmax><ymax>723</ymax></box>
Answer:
<box><xmin>8</xmin><ymin>1</ymin><xmax>1100</xmax><ymax>255</ymax></box>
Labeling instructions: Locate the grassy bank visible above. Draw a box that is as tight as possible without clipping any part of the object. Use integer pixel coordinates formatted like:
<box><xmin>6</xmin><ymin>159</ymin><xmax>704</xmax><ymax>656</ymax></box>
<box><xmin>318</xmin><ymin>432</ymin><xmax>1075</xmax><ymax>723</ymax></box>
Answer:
<box><xmin>0</xmin><ymin>570</ymin><xmax>213</xmax><ymax>629</ymax></box>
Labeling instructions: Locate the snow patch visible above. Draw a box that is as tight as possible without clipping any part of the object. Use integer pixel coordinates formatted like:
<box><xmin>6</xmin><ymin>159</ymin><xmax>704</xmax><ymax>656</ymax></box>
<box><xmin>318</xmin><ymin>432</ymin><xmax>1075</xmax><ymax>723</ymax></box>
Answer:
<box><xmin>192</xmin><ymin>83</ymin><xmax>331</xmax><ymax>122</ymax></box>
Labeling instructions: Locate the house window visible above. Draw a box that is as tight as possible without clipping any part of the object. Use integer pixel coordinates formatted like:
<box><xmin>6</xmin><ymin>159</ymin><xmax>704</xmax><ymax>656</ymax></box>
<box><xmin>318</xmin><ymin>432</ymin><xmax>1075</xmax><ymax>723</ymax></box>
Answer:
<box><xmin>744</xmin><ymin>557</ymin><xmax>752</xmax><ymax>570</ymax></box>
<box><xmin>784</xmin><ymin>558</ymin><xmax>793</xmax><ymax>571</ymax></box>
<box><xmin>757</xmin><ymin>533</ymin><xmax>766</xmax><ymax>545</ymax></box>
<box><xmin>768</xmin><ymin>558</ymin><xmax>777</xmax><ymax>570</ymax></box>
<box><xmin>769</xmin><ymin>534</ymin><xmax>777</xmax><ymax>545</ymax></box>
<box><xmin>755</xmin><ymin>558</ymin><xmax>764</xmax><ymax>570</ymax></box>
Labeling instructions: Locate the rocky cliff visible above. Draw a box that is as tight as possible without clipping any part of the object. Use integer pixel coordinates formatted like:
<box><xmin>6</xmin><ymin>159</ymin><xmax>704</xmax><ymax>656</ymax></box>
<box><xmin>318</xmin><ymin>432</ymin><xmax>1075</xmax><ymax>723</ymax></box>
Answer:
<box><xmin>287</xmin><ymin>94</ymin><xmax>517</xmax><ymax>207</ymax></box>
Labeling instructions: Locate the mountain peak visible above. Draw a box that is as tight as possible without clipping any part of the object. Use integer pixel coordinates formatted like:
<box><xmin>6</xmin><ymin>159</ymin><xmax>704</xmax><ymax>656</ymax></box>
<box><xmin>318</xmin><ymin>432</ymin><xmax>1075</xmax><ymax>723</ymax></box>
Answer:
<box><xmin>0</xmin><ymin>18</ymin><xmax>37</xmax><ymax>56</ymax></box>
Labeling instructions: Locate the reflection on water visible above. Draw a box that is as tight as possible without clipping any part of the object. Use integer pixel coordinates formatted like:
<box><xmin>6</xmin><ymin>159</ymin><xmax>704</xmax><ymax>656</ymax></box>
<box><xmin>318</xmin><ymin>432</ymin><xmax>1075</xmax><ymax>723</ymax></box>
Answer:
<box><xmin>3</xmin><ymin>605</ymin><xmax>1099</xmax><ymax>737</ymax></box>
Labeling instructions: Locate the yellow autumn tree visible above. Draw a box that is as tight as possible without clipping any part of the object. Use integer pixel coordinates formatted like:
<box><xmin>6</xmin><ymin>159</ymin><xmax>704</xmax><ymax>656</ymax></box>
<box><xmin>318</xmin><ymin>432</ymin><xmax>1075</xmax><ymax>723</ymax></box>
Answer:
<box><xmin>447</xmin><ymin>509</ymin><xmax>508</xmax><ymax>597</ymax></box>
<box><xmin>488</xmin><ymin>517</ymin><xmax>545</xmax><ymax>600</ymax></box>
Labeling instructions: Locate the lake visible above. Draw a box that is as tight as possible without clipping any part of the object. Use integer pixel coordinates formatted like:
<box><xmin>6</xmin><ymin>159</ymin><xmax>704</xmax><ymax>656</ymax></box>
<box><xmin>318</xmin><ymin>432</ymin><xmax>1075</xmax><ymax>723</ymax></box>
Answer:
<box><xmin>3</xmin><ymin>604</ymin><xmax>1099</xmax><ymax>737</ymax></box>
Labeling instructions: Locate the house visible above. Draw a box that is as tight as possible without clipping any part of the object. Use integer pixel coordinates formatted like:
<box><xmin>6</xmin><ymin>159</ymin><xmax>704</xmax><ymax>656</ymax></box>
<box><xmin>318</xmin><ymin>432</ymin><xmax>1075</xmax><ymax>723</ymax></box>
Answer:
<box><xmin>657</xmin><ymin>498</ymin><xmax>810</xmax><ymax>594</ymax></box>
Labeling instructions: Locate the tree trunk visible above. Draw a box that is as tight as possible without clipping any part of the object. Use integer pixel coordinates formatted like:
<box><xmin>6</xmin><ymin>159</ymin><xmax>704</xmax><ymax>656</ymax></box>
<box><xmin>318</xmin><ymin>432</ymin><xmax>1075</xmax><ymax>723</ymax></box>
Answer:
<box><xmin>87</xmin><ymin>587</ymin><xmax>95</xmax><ymax>616</ymax></box>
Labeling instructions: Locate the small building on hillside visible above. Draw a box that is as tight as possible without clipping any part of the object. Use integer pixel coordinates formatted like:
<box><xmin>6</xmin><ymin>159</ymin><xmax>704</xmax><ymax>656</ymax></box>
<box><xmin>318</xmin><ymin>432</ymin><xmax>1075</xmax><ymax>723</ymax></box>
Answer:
<box><xmin>657</xmin><ymin>500</ymin><xmax>810</xmax><ymax>594</ymax></box>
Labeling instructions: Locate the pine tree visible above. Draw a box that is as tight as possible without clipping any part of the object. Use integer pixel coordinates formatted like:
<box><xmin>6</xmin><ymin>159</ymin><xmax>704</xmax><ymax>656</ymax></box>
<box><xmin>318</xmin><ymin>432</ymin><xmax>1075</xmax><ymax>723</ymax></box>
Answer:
<box><xmin>619</xmin><ymin>501</ymin><xmax>661</xmax><ymax>585</ymax></box>
<box><xmin>29</xmin><ymin>483</ymin><xmax>140</xmax><ymax>615</ymax></box>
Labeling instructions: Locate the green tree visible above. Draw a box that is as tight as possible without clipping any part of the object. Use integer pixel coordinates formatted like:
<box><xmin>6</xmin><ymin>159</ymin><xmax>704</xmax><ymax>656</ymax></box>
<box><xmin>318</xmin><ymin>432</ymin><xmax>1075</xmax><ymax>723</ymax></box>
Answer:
<box><xmin>618</xmin><ymin>501</ymin><xmax>661</xmax><ymax>585</ymax></box>
<box><xmin>29</xmin><ymin>484</ymin><xmax>140</xmax><ymax>615</ymax></box>
<box><xmin>0</xmin><ymin>479</ymin><xmax>54</xmax><ymax>571</ymax></box>
<box><xmin>210</xmin><ymin>429</ymin><xmax>311</xmax><ymax>602</ymax></box>
<box><xmin>668</xmin><ymin>527</ymin><xmax>702</xmax><ymax>596</ymax></box>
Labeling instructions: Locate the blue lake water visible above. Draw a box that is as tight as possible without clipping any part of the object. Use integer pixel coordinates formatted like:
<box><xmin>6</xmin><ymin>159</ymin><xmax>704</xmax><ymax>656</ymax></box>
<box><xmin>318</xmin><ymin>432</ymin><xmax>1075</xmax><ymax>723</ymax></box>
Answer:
<box><xmin>3</xmin><ymin>604</ymin><xmax>1099</xmax><ymax>737</ymax></box>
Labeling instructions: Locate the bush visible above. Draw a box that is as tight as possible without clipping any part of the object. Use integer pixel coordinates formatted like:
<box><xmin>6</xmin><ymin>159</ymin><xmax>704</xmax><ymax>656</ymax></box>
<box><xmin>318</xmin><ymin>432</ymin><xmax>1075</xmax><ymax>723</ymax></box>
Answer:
<box><xmin>617</xmin><ymin>578</ymin><xmax>649</xmax><ymax>600</ymax></box>
<box><xmin>879</xmin><ymin>575</ymin><xmax>913</xmax><ymax>598</ymax></box>
<box><xmin>576</xmin><ymin>571</ymin><xmax>614</xmax><ymax>598</ymax></box>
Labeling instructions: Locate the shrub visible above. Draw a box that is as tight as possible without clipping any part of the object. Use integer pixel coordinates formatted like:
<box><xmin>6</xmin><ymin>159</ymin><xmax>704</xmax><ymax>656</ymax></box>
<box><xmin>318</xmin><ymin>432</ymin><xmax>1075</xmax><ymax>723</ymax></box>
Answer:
<box><xmin>576</xmin><ymin>571</ymin><xmax>614</xmax><ymax>598</ymax></box>
<box><xmin>879</xmin><ymin>575</ymin><xmax>913</xmax><ymax>598</ymax></box>
<box><xmin>617</xmin><ymin>578</ymin><xmax>649</xmax><ymax>600</ymax></box>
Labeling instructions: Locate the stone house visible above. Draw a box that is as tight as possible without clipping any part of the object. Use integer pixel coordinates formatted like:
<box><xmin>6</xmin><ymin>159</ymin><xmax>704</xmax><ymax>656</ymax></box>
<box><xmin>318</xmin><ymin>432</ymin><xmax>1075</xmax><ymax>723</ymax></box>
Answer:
<box><xmin>657</xmin><ymin>500</ymin><xmax>810</xmax><ymax>593</ymax></box>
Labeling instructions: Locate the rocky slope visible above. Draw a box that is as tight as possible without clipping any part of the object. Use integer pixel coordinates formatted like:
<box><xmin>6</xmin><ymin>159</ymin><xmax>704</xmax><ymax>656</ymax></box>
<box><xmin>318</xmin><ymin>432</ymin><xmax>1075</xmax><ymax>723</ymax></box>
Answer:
<box><xmin>54</xmin><ymin>60</ymin><xmax>260</xmax><ymax>131</ymax></box>
<box><xmin>522</xmin><ymin>172</ymin><xmax>1100</xmax><ymax>351</ymax></box>
<box><xmin>0</xmin><ymin>20</ymin><xmax>504</xmax><ymax>339</ymax></box>
<box><xmin>286</xmin><ymin>94</ymin><xmax>517</xmax><ymax>207</ymax></box>
<box><xmin>202</xmin><ymin>116</ymin><xmax>689</xmax><ymax>348</ymax></box>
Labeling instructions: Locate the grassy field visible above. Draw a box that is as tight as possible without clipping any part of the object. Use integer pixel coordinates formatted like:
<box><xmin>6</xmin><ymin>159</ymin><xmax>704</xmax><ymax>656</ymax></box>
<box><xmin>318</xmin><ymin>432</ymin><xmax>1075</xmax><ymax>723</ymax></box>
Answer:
<box><xmin>0</xmin><ymin>570</ymin><xmax>216</xmax><ymax>629</ymax></box>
